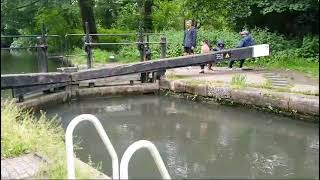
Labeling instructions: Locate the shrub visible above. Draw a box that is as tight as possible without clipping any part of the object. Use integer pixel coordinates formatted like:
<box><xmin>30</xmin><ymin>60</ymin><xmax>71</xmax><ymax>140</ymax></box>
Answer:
<box><xmin>96</xmin><ymin>27</ymin><xmax>134</xmax><ymax>51</ymax></box>
<box><xmin>295</xmin><ymin>35</ymin><xmax>319</xmax><ymax>62</ymax></box>
<box><xmin>231</xmin><ymin>74</ymin><xmax>247</xmax><ymax>88</ymax></box>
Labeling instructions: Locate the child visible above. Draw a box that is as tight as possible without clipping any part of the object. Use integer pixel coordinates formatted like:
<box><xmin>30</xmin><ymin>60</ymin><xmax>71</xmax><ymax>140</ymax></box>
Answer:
<box><xmin>209</xmin><ymin>40</ymin><xmax>225</xmax><ymax>70</ymax></box>
<box><xmin>199</xmin><ymin>39</ymin><xmax>211</xmax><ymax>73</ymax></box>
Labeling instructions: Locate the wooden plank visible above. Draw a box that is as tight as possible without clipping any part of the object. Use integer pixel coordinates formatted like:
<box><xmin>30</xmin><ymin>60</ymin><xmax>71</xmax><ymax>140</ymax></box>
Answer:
<box><xmin>77</xmin><ymin>74</ymin><xmax>140</xmax><ymax>87</ymax></box>
<box><xmin>1</xmin><ymin>73</ymin><xmax>70</xmax><ymax>89</ymax></box>
<box><xmin>71</xmin><ymin>47</ymin><xmax>253</xmax><ymax>81</ymax></box>
<box><xmin>12</xmin><ymin>82</ymin><xmax>69</xmax><ymax>97</ymax></box>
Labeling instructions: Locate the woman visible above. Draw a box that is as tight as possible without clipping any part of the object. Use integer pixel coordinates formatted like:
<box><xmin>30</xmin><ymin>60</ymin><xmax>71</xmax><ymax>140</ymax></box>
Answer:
<box><xmin>199</xmin><ymin>39</ymin><xmax>211</xmax><ymax>73</ymax></box>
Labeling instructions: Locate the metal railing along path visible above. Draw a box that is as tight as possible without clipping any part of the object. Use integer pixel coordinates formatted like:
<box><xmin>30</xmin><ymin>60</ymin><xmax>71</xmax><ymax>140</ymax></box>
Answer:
<box><xmin>65</xmin><ymin>114</ymin><xmax>171</xmax><ymax>179</ymax></box>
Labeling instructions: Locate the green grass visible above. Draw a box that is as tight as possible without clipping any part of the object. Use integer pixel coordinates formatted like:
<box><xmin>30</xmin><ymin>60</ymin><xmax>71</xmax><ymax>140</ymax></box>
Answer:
<box><xmin>248</xmin><ymin>79</ymin><xmax>273</xmax><ymax>89</ymax></box>
<box><xmin>247</xmin><ymin>56</ymin><xmax>319</xmax><ymax>78</ymax></box>
<box><xmin>230</xmin><ymin>74</ymin><xmax>247</xmax><ymax>88</ymax></box>
<box><xmin>68</xmin><ymin>47</ymin><xmax>140</xmax><ymax>66</ymax></box>
<box><xmin>1</xmin><ymin>100</ymin><xmax>92</xmax><ymax>179</ymax></box>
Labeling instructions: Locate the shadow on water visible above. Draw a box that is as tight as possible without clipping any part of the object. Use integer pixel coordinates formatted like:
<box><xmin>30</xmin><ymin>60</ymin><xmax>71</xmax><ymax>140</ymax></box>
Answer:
<box><xmin>42</xmin><ymin>95</ymin><xmax>319</xmax><ymax>179</ymax></box>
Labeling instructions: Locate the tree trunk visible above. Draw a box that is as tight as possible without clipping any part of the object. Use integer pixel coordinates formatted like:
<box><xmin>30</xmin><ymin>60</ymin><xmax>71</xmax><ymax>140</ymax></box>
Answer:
<box><xmin>143</xmin><ymin>0</ymin><xmax>153</xmax><ymax>32</ymax></box>
<box><xmin>78</xmin><ymin>0</ymin><xmax>98</xmax><ymax>41</ymax></box>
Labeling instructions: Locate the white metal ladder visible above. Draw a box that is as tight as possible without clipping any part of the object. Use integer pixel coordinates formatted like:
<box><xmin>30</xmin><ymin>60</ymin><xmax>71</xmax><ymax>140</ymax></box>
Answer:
<box><xmin>65</xmin><ymin>114</ymin><xmax>171</xmax><ymax>180</ymax></box>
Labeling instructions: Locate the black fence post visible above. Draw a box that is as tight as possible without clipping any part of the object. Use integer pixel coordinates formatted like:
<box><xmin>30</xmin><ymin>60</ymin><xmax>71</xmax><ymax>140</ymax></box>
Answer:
<box><xmin>138</xmin><ymin>32</ymin><xmax>147</xmax><ymax>82</ymax></box>
<box><xmin>36</xmin><ymin>36</ymin><xmax>48</xmax><ymax>73</ymax></box>
<box><xmin>84</xmin><ymin>22</ymin><xmax>93</xmax><ymax>69</ymax></box>
<box><xmin>161</xmin><ymin>35</ymin><xmax>167</xmax><ymax>59</ymax></box>
<box><xmin>156</xmin><ymin>34</ymin><xmax>167</xmax><ymax>80</ymax></box>
<box><xmin>138</xmin><ymin>32</ymin><xmax>145</xmax><ymax>62</ymax></box>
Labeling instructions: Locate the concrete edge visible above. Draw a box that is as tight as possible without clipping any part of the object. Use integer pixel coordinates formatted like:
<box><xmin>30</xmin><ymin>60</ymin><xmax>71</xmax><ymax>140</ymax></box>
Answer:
<box><xmin>74</xmin><ymin>158</ymin><xmax>110</xmax><ymax>179</ymax></box>
<box><xmin>11</xmin><ymin>83</ymin><xmax>159</xmax><ymax>110</ymax></box>
<box><xmin>160</xmin><ymin>79</ymin><xmax>319</xmax><ymax>122</ymax></box>
<box><xmin>34</xmin><ymin>152</ymin><xmax>110</xmax><ymax>179</ymax></box>
<box><xmin>76</xmin><ymin>83</ymin><xmax>159</xmax><ymax>98</ymax></box>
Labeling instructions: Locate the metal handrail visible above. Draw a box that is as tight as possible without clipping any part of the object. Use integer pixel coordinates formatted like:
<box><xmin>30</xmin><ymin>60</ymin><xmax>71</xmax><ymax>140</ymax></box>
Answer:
<box><xmin>1</xmin><ymin>46</ymin><xmax>38</xmax><ymax>50</ymax></box>
<box><xmin>86</xmin><ymin>42</ymin><xmax>164</xmax><ymax>46</ymax></box>
<box><xmin>1</xmin><ymin>35</ymin><xmax>61</xmax><ymax>38</ymax></box>
<box><xmin>120</xmin><ymin>140</ymin><xmax>171</xmax><ymax>179</ymax></box>
<box><xmin>65</xmin><ymin>114</ymin><xmax>119</xmax><ymax>179</ymax></box>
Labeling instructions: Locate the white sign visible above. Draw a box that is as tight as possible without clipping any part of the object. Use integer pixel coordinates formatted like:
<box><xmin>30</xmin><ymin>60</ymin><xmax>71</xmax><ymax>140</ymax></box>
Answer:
<box><xmin>252</xmin><ymin>44</ymin><xmax>270</xmax><ymax>57</ymax></box>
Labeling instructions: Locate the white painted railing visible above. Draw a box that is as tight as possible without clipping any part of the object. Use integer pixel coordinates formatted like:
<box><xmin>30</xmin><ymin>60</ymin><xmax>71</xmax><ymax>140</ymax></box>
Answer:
<box><xmin>120</xmin><ymin>140</ymin><xmax>171</xmax><ymax>179</ymax></box>
<box><xmin>65</xmin><ymin>114</ymin><xmax>170</xmax><ymax>180</ymax></box>
<box><xmin>65</xmin><ymin>114</ymin><xmax>119</xmax><ymax>179</ymax></box>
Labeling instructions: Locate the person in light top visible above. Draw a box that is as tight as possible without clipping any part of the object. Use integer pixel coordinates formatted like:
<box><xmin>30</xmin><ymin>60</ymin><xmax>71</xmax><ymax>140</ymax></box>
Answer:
<box><xmin>199</xmin><ymin>39</ymin><xmax>211</xmax><ymax>73</ymax></box>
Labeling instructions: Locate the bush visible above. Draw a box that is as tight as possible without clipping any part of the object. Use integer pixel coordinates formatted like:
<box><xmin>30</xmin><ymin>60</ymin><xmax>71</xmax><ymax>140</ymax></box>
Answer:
<box><xmin>96</xmin><ymin>27</ymin><xmax>134</xmax><ymax>51</ymax></box>
<box><xmin>296</xmin><ymin>35</ymin><xmax>319</xmax><ymax>61</ymax></box>
<box><xmin>112</xmin><ymin>2</ymin><xmax>141</xmax><ymax>31</ymax></box>
<box><xmin>251</xmin><ymin>28</ymin><xmax>297</xmax><ymax>53</ymax></box>
<box><xmin>35</xmin><ymin>8</ymin><xmax>82</xmax><ymax>53</ymax></box>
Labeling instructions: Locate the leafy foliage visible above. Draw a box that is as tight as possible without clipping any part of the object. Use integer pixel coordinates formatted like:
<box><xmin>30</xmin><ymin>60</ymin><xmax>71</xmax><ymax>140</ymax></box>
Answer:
<box><xmin>112</xmin><ymin>2</ymin><xmax>142</xmax><ymax>30</ymax></box>
<box><xmin>254</xmin><ymin>0</ymin><xmax>318</xmax><ymax>14</ymax></box>
<box><xmin>152</xmin><ymin>0</ymin><xmax>184</xmax><ymax>31</ymax></box>
<box><xmin>1</xmin><ymin>0</ymin><xmax>318</xmax><ymax>72</ymax></box>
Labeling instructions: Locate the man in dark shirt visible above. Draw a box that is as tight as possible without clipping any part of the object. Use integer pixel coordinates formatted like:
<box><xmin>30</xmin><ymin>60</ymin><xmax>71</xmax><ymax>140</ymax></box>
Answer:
<box><xmin>183</xmin><ymin>20</ymin><xmax>197</xmax><ymax>55</ymax></box>
<box><xmin>228</xmin><ymin>30</ymin><xmax>255</xmax><ymax>70</ymax></box>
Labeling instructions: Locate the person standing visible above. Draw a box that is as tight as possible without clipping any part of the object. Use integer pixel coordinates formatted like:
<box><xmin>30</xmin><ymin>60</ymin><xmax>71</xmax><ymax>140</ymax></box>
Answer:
<box><xmin>199</xmin><ymin>39</ymin><xmax>211</xmax><ymax>73</ymax></box>
<box><xmin>183</xmin><ymin>20</ymin><xmax>197</xmax><ymax>55</ymax></box>
<box><xmin>228</xmin><ymin>30</ymin><xmax>255</xmax><ymax>70</ymax></box>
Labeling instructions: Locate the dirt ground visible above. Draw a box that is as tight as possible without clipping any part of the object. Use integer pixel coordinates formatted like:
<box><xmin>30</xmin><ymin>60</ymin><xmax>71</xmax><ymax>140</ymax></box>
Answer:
<box><xmin>78</xmin><ymin>63</ymin><xmax>319</xmax><ymax>94</ymax></box>
<box><xmin>166</xmin><ymin>66</ymin><xmax>319</xmax><ymax>95</ymax></box>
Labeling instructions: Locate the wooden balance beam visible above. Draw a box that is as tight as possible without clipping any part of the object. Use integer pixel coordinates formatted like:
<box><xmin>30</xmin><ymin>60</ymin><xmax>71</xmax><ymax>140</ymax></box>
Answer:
<box><xmin>1</xmin><ymin>44</ymin><xmax>269</xmax><ymax>90</ymax></box>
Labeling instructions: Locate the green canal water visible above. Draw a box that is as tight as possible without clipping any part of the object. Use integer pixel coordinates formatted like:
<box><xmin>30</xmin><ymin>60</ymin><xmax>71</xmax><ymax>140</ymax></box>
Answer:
<box><xmin>1</xmin><ymin>51</ymin><xmax>318</xmax><ymax>179</ymax></box>
<box><xmin>1</xmin><ymin>52</ymin><xmax>65</xmax><ymax>97</ymax></box>
<box><xmin>43</xmin><ymin>95</ymin><xmax>319</xmax><ymax>179</ymax></box>
<box><xmin>1</xmin><ymin>53</ymin><xmax>64</xmax><ymax>74</ymax></box>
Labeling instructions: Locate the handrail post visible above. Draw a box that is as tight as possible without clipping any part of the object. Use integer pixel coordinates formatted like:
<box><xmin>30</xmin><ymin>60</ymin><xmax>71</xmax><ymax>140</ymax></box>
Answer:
<box><xmin>156</xmin><ymin>34</ymin><xmax>167</xmax><ymax>80</ymax></box>
<box><xmin>138</xmin><ymin>32</ymin><xmax>147</xmax><ymax>83</ymax></box>
<box><xmin>120</xmin><ymin>140</ymin><xmax>171</xmax><ymax>179</ymax></box>
<box><xmin>65</xmin><ymin>114</ymin><xmax>119</xmax><ymax>179</ymax></box>
<box><xmin>84</xmin><ymin>22</ymin><xmax>93</xmax><ymax>69</ymax></box>
<box><xmin>160</xmin><ymin>35</ymin><xmax>167</xmax><ymax>59</ymax></box>
<box><xmin>36</xmin><ymin>36</ymin><xmax>48</xmax><ymax>73</ymax></box>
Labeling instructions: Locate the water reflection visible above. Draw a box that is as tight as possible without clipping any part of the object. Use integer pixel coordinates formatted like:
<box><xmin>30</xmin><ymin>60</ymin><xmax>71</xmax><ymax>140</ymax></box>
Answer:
<box><xmin>43</xmin><ymin>95</ymin><xmax>319</xmax><ymax>179</ymax></box>
<box><xmin>1</xmin><ymin>53</ymin><xmax>63</xmax><ymax>74</ymax></box>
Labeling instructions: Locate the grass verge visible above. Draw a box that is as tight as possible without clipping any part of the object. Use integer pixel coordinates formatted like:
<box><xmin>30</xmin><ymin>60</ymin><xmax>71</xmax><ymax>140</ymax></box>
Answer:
<box><xmin>230</xmin><ymin>74</ymin><xmax>247</xmax><ymax>88</ymax></box>
<box><xmin>247</xmin><ymin>56</ymin><xmax>319</xmax><ymax>79</ymax></box>
<box><xmin>68</xmin><ymin>48</ymin><xmax>139</xmax><ymax>66</ymax></box>
<box><xmin>1</xmin><ymin>100</ymin><xmax>93</xmax><ymax>179</ymax></box>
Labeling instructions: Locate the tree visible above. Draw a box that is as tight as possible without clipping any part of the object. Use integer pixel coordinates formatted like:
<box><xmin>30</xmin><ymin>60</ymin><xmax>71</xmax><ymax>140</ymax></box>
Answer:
<box><xmin>78</xmin><ymin>0</ymin><xmax>97</xmax><ymax>40</ymax></box>
<box><xmin>152</xmin><ymin>0</ymin><xmax>184</xmax><ymax>31</ymax></box>
<box><xmin>143</xmin><ymin>0</ymin><xmax>153</xmax><ymax>32</ymax></box>
<box><xmin>238</xmin><ymin>0</ymin><xmax>319</xmax><ymax>36</ymax></box>
<box><xmin>94</xmin><ymin>0</ymin><xmax>123</xmax><ymax>28</ymax></box>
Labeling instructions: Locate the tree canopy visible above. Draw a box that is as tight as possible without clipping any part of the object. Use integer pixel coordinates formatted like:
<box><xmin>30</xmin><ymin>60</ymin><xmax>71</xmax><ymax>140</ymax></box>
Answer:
<box><xmin>1</xmin><ymin>0</ymin><xmax>318</xmax><ymax>36</ymax></box>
